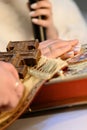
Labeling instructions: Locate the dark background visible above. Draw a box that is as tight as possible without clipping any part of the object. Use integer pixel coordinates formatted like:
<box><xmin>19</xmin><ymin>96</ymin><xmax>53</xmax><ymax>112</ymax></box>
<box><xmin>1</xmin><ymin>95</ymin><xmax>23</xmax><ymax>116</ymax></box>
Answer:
<box><xmin>74</xmin><ymin>0</ymin><xmax>87</xmax><ymax>21</ymax></box>
<box><xmin>75</xmin><ymin>0</ymin><xmax>87</xmax><ymax>12</ymax></box>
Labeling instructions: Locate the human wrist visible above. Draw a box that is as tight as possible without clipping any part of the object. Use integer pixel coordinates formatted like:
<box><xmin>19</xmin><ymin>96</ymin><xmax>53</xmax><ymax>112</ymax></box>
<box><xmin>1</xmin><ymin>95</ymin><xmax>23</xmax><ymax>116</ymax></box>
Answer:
<box><xmin>46</xmin><ymin>25</ymin><xmax>58</xmax><ymax>39</ymax></box>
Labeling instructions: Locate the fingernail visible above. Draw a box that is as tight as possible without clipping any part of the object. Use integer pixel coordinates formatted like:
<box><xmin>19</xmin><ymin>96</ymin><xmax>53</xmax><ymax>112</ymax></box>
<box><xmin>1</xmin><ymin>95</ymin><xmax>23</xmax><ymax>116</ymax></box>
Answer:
<box><xmin>67</xmin><ymin>51</ymin><xmax>74</xmax><ymax>56</ymax></box>
<box><xmin>62</xmin><ymin>51</ymin><xmax>74</xmax><ymax>59</ymax></box>
<box><xmin>31</xmin><ymin>3</ymin><xmax>37</xmax><ymax>9</ymax></box>
<box><xmin>73</xmin><ymin>47</ymin><xmax>81</xmax><ymax>54</ymax></box>
<box><xmin>32</xmin><ymin>18</ymin><xmax>38</xmax><ymax>23</ymax></box>
<box><xmin>73</xmin><ymin>44</ymin><xmax>81</xmax><ymax>52</ymax></box>
<box><xmin>74</xmin><ymin>47</ymin><xmax>80</xmax><ymax>51</ymax></box>
<box><xmin>29</xmin><ymin>11</ymin><xmax>35</xmax><ymax>16</ymax></box>
<box><xmin>75</xmin><ymin>44</ymin><xmax>81</xmax><ymax>48</ymax></box>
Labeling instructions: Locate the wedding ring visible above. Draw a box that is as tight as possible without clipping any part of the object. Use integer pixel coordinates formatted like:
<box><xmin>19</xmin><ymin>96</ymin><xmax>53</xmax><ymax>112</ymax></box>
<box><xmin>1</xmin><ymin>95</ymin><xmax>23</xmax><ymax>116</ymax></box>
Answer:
<box><xmin>15</xmin><ymin>81</ymin><xmax>20</xmax><ymax>88</ymax></box>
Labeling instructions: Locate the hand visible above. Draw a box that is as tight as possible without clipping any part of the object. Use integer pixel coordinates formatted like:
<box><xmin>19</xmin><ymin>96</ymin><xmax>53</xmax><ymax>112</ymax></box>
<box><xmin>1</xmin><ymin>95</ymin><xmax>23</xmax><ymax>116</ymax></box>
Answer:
<box><xmin>28</xmin><ymin>0</ymin><xmax>58</xmax><ymax>39</ymax></box>
<box><xmin>0</xmin><ymin>61</ymin><xmax>24</xmax><ymax>111</ymax></box>
<box><xmin>39</xmin><ymin>39</ymin><xmax>80</xmax><ymax>59</ymax></box>
<box><xmin>61</xmin><ymin>43</ymin><xmax>81</xmax><ymax>59</ymax></box>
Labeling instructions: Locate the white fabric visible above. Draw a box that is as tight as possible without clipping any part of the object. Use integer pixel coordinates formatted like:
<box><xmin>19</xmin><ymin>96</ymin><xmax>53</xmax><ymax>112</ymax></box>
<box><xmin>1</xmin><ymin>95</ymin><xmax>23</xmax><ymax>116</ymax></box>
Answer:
<box><xmin>7</xmin><ymin>108</ymin><xmax>87</xmax><ymax>130</ymax></box>
<box><xmin>0</xmin><ymin>0</ymin><xmax>87</xmax><ymax>51</ymax></box>
<box><xmin>51</xmin><ymin>0</ymin><xmax>87</xmax><ymax>44</ymax></box>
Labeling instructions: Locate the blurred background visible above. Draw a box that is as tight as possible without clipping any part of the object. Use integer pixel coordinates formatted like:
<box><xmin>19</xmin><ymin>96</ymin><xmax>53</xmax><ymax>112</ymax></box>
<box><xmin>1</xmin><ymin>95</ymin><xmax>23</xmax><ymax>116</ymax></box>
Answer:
<box><xmin>75</xmin><ymin>0</ymin><xmax>87</xmax><ymax>20</ymax></box>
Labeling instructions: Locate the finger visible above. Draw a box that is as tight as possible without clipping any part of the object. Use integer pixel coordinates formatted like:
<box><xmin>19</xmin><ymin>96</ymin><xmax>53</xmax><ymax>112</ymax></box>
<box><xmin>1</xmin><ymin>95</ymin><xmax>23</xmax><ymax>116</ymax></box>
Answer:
<box><xmin>0</xmin><ymin>86</ymin><xmax>23</xmax><ymax>111</ymax></box>
<box><xmin>52</xmin><ymin>44</ymin><xmax>73</xmax><ymax>58</ymax></box>
<box><xmin>51</xmin><ymin>39</ymin><xmax>79</xmax><ymax>50</ymax></box>
<box><xmin>6</xmin><ymin>63</ymin><xmax>19</xmax><ymax>79</ymax></box>
<box><xmin>39</xmin><ymin>39</ymin><xmax>58</xmax><ymax>49</ymax></box>
<box><xmin>8</xmin><ymin>84</ymin><xmax>23</xmax><ymax>109</ymax></box>
<box><xmin>9</xmin><ymin>92</ymin><xmax>20</xmax><ymax>109</ymax></box>
<box><xmin>39</xmin><ymin>39</ymin><xmax>78</xmax><ymax>55</ymax></box>
<box><xmin>0</xmin><ymin>105</ymin><xmax>12</xmax><ymax>112</ymax></box>
<box><xmin>68</xmin><ymin>39</ymin><xmax>79</xmax><ymax>47</ymax></box>
<box><xmin>0</xmin><ymin>61</ymin><xmax>19</xmax><ymax>79</ymax></box>
<box><xmin>32</xmin><ymin>18</ymin><xmax>48</xmax><ymax>27</ymax></box>
<box><xmin>73</xmin><ymin>44</ymin><xmax>81</xmax><ymax>55</ymax></box>
<box><xmin>43</xmin><ymin>44</ymin><xmax>73</xmax><ymax>58</ymax></box>
<box><xmin>49</xmin><ymin>40</ymin><xmax>78</xmax><ymax>53</ymax></box>
<box><xmin>39</xmin><ymin>39</ymin><xmax>78</xmax><ymax>50</ymax></box>
<box><xmin>62</xmin><ymin>43</ymin><xmax>81</xmax><ymax>60</ymax></box>
<box><xmin>0</xmin><ymin>96</ymin><xmax>9</xmax><ymax>108</ymax></box>
<box><xmin>14</xmin><ymin>81</ymin><xmax>24</xmax><ymax>98</ymax></box>
<box><xmin>8</xmin><ymin>73</ymin><xmax>24</xmax><ymax>98</ymax></box>
<box><xmin>61</xmin><ymin>51</ymin><xmax>75</xmax><ymax>60</ymax></box>
<box><xmin>30</xmin><ymin>10</ymin><xmax>50</xmax><ymax>19</ymax></box>
<box><xmin>0</xmin><ymin>88</ymin><xmax>18</xmax><ymax>111</ymax></box>
<box><xmin>30</xmin><ymin>1</ymin><xmax>51</xmax><ymax>9</ymax></box>
<box><xmin>39</xmin><ymin>40</ymin><xmax>59</xmax><ymax>54</ymax></box>
<box><xmin>30</xmin><ymin>8</ymin><xmax>51</xmax><ymax>18</ymax></box>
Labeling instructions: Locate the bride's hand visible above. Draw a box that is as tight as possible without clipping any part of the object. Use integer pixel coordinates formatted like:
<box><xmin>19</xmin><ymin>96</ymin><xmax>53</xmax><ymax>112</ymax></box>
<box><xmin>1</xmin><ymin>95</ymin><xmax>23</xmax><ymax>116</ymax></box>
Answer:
<box><xmin>29</xmin><ymin>0</ymin><xmax>58</xmax><ymax>39</ymax></box>
<box><xmin>39</xmin><ymin>39</ymin><xmax>80</xmax><ymax>59</ymax></box>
